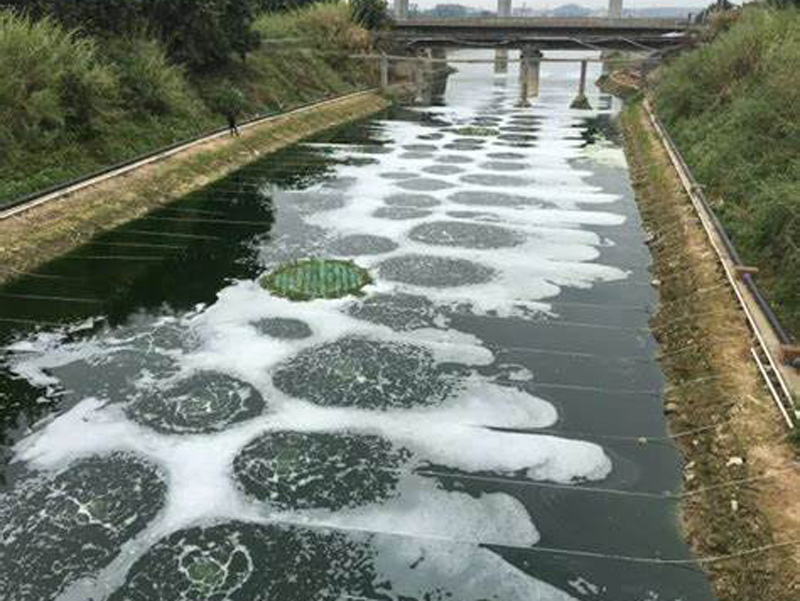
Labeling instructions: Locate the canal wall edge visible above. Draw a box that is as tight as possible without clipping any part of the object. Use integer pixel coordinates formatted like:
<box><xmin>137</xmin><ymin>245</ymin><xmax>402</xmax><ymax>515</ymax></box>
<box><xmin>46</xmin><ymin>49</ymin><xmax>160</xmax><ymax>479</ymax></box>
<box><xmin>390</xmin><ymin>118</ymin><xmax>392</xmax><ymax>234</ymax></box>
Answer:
<box><xmin>620</xmin><ymin>100</ymin><xmax>800</xmax><ymax>601</ymax></box>
<box><xmin>0</xmin><ymin>90</ymin><xmax>391</xmax><ymax>286</ymax></box>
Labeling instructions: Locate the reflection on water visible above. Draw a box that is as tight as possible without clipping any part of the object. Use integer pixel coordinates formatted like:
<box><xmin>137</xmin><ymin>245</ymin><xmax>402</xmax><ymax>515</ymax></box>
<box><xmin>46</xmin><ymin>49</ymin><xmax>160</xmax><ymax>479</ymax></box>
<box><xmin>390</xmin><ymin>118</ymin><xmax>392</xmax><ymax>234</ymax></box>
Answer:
<box><xmin>0</xmin><ymin>51</ymin><xmax>715</xmax><ymax>600</ymax></box>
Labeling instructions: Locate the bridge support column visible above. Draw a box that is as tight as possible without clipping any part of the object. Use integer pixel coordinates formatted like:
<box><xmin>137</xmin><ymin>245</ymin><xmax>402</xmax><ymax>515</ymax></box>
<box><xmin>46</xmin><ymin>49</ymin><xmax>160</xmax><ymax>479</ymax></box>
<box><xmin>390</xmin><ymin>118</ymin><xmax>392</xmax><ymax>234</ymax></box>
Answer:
<box><xmin>517</xmin><ymin>46</ymin><xmax>542</xmax><ymax>106</ymax></box>
<box><xmin>529</xmin><ymin>50</ymin><xmax>542</xmax><ymax>97</ymax></box>
<box><xmin>516</xmin><ymin>47</ymin><xmax>541</xmax><ymax>107</ymax></box>
<box><xmin>608</xmin><ymin>0</ymin><xmax>622</xmax><ymax>19</ymax></box>
<box><xmin>494</xmin><ymin>49</ymin><xmax>509</xmax><ymax>74</ymax></box>
<box><xmin>380</xmin><ymin>54</ymin><xmax>390</xmax><ymax>89</ymax></box>
<box><xmin>394</xmin><ymin>0</ymin><xmax>408</xmax><ymax>20</ymax></box>
<box><xmin>570</xmin><ymin>60</ymin><xmax>592</xmax><ymax>109</ymax></box>
<box><xmin>516</xmin><ymin>57</ymin><xmax>530</xmax><ymax>107</ymax></box>
<box><xmin>429</xmin><ymin>47</ymin><xmax>450</xmax><ymax>99</ymax></box>
<box><xmin>494</xmin><ymin>0</ymin><xmax>512</xmax><ymax>73</ymax></box>
<box><xmin>413</xmin><ymin>55</ymin><xmax>428</xmax><ymax>104</ymax></box>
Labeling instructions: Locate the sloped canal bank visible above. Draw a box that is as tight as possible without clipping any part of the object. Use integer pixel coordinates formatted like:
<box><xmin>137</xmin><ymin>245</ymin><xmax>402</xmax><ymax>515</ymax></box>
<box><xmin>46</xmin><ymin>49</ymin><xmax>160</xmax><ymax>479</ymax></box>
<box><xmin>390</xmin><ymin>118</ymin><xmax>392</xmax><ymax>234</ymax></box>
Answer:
<box><xmin>0</xmin><ymin>52</ymin><xmax>716</xmax><ymax>600</ymax></box>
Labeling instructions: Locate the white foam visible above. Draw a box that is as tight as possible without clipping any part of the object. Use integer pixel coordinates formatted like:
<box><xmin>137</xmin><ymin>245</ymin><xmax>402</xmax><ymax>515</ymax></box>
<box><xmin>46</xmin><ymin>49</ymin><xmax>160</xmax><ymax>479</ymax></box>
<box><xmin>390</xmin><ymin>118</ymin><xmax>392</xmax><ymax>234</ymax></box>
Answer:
<box><xmin>5</xmin><ymin>48</ymin><xmax>642</xmax><ymax>601</ymax></box>
<box><xmin>298</xmin><ymin>477</ymin><xmax>539</xmax><ymax>546</ymax></box>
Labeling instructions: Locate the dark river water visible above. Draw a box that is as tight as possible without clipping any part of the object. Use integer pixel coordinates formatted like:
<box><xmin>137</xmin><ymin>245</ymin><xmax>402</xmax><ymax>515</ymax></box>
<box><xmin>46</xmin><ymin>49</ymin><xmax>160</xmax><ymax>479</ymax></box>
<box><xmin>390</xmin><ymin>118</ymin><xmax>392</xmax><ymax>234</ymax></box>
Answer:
<box><xmin>0</xmin><ymin>51</ymin><xmax>716</xmax><ymax>601</ymax></box>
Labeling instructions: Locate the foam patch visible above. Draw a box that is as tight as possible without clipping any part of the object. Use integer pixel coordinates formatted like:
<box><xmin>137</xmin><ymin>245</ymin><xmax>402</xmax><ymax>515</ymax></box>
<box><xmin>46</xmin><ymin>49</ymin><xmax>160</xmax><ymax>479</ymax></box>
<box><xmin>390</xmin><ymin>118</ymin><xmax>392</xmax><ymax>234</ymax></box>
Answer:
<box><xmin>0</xmin><ymin>48</ymin><xmax>646</xmax><ymax>601</ymax></box>
<box><xmin>409</xmin><ymin>220</ymin><xmax>525</xmax><ymax>249</ymax></box>
<box><xmin>272</xmin><ymin>336</ymin><xmax>459</xmax><ymax>410</ymax></box>
<box><xmin>234</xmin><ymin>431</ymin><xmax>411</xmax><ymax>510</ymax></box>
<box><xmin>378</xmin><ymin>254</ymin><xmax>497</xmax><ymax>288</ymax></box>
<box><xmin>383</xmin><ymin>193</ymin><xmax>441</xmax><ymax>208</ymax></box>
<box><xmin>253</xmin><ymin>317</ymin><xmax>313</xmax><ymax>340</ymax></box>
<box><xmin>0</xmin><ymin>453</ymin><xmax>166</xmax><ymax>601</ymax></box>
<box><xmin>127</xmin><ymin>372</ymin><xmax>266</xmax><ymax>435</ymax></box>
<box><xmin>329</xmin><ymin>234</ymin><xmax>399</xmax><ymax>256</ymax></box>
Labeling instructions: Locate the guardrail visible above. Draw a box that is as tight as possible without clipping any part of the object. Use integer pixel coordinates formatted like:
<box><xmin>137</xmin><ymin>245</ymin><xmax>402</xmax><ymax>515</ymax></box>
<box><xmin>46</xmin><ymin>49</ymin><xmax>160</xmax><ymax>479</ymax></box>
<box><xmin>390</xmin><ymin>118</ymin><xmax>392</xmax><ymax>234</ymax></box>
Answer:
<box><xmin>394</xmin><ymin>17</ymin><xmax>692</xmax><ymax>30</ymax></box>
<box><xmin>645</xmin><ymin>101</ymin><xmax>795</xmax><ymax>349</ymax></box>
<box><xmin>643</xmin><ymin>98</ymin><xmax>797</xmax><ymax>426</ymax></box>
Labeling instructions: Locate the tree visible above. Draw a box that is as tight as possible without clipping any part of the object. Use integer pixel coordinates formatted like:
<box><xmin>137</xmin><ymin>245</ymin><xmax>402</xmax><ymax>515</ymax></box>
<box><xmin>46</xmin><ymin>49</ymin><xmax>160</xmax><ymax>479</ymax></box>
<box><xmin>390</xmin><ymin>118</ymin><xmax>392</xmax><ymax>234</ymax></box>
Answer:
<box><xmin>0</xmin><ymin>0</ymin><xmax>263</xmax><ymax>71</ymax></box>
<box><xmin>256</xmin><ymin>0</ymin><xmax>319</xmax><ymax>12</ymax></box>
<box><xmin>223</xmin><ymin>0</ymin><xmax>262</xmax><ymax>61</ymax></box>
<box><xmin>145</xmin><ymin>0</ymin><xmax>262</xmax><ymax>70</ymax></box>
<box><xmin>350</xmin><ymin>0</ymin><xmax>389</xmax><ymax>30</ymax></box>
<box><xmin>0</xmin><ymin>0</ymin><xmax>147</xmax><ymax>35</ymax></box>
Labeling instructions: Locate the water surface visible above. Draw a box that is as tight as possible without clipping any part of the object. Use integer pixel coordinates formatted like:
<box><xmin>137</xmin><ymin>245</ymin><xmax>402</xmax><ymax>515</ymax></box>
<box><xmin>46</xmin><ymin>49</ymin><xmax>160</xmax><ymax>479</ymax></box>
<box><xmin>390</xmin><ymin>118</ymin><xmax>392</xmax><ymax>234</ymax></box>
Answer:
<box><xmin>0</xmin><ymin>51</ymin><xmax>715</xmax><ymax>601</ymax></box>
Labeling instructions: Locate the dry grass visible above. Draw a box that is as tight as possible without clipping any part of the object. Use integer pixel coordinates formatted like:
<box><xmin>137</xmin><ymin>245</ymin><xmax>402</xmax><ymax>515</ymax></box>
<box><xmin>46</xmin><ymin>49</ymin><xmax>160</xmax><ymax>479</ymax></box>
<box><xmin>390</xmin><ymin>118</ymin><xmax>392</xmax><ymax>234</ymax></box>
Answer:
<box><xmin>621</xmin><ymin>101</ymin><xmax>800</xmax><ymax>601</ymax></box>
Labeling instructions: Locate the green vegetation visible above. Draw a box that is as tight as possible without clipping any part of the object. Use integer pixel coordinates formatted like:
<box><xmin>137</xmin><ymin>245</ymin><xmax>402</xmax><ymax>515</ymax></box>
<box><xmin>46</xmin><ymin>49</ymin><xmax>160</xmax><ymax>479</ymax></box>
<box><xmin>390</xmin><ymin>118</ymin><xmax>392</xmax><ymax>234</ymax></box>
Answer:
<box><xmin>0</xmin><ymin>0</ymin><xmax>263</xmax><ymax>69</ymax></box>
<box><xmin>350</xmin><ymin>0</ymin><xmax>390</xmax><ymax>30</ymax></box>
<box><xmin>653</xmin><ymin>7</ymin><xmax>800</xmax><ymax>335</ymax></box>
<box><xmin>261</xmin><ymin>259</ymin><xmax>372</xmax><ymax>300</ymax></box>
<box><xmin>0</xmin><ymin>2</ymin><xmax>378</xmax><ymax>206</ymax></box>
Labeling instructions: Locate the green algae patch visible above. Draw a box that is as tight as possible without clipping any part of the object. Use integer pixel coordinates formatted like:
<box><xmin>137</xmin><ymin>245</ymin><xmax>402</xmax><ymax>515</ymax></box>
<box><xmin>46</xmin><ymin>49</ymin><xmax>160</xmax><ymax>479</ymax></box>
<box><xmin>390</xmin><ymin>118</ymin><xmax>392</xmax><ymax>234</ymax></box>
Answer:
<box><xmin>260</xmin><ymin>258</ymin><xmax>372</xmax><ymax>301</ymax></box>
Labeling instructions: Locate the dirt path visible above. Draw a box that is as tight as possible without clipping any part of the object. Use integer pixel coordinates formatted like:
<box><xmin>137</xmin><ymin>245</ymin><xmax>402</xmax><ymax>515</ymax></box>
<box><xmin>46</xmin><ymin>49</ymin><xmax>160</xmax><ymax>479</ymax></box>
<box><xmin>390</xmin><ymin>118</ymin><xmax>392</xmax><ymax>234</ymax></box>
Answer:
<box><xmin>0</xmin><ymin>91</ymin><xmax>390</xmax><ymax>285</ymax></box>
<box><xmin>621</xmin><ymin>102</ymin><xmax>800</xmax><ymax>600</ymax></box>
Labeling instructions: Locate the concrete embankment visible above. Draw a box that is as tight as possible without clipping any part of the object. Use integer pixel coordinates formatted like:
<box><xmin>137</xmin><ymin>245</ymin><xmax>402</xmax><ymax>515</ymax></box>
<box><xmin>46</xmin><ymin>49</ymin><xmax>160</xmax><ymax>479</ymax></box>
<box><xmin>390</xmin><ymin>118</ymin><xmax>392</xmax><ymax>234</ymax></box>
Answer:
<box><xmin>0</xmin><ymin>91</ymin><xmax>390</xmax><ymax>285</ymax></box>
<box><xmin>620</xmin><ymin>100</ymin><xmax>800</xmax><ymax>601</ymax></box>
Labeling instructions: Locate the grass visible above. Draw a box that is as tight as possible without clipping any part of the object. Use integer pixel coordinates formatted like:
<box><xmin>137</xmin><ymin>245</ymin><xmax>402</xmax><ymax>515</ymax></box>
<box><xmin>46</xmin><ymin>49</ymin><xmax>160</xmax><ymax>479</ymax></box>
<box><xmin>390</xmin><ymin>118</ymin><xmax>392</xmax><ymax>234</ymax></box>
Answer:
<box><xmin>620</xmin><ymin>98</ymin><xmax>798</xmax><ymax>601</ymax></box>
<box><xmin>652</xmin><ymin>7</ymin><xmax>800</xmax><ymax>336</ymax></box>
<box><xmin>0</xmin><ymin>91</ymin><xmax>389</xmax><ymax>286</ymax></box>
<box><xmin>0</xmin><ymin>4</ymin><xmax>378</xmax><ymax>207</ymax></box>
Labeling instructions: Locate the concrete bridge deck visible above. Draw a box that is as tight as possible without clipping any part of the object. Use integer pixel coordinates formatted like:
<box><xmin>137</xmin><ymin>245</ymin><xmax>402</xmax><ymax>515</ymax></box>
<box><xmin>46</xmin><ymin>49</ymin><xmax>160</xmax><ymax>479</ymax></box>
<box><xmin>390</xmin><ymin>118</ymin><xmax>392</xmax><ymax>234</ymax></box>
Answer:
<box><xmin>387</xmin><ymin>17</ymin><xmax>691</xmax><ymax>50</ymax></box>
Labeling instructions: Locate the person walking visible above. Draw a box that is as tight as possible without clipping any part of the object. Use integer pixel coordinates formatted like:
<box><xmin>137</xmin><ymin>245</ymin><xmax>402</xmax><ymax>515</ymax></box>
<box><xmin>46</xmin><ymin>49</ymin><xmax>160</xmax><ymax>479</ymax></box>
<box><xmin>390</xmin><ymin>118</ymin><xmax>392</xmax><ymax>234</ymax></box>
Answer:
<box><xmin>226</xmin><ymin>110</ymin><xmax>240</xmax><ymax>137</ymax></box>
<box><xmin>214</xmin><ymin>87</ymin><xmax>246</xmax><ymax>137</ymax></box>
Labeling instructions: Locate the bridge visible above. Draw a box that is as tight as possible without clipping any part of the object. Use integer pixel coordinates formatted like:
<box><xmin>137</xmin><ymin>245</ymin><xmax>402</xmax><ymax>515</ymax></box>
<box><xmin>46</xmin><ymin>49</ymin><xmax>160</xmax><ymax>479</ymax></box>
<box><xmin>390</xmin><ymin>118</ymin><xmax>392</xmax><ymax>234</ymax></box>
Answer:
<box><xmin>381</xmin><ymin>0</ymin><xmax>690</xmax><ymax>109</ymax></box>
<box><xmin>388</xmin><ymin>0</ymin><xmax>690</xmax><ymax>51</ymax></box>
<box><xmin>388</xmin><ymin>17</ymin><xmax>688</xmax><ymax>51</ymax></box>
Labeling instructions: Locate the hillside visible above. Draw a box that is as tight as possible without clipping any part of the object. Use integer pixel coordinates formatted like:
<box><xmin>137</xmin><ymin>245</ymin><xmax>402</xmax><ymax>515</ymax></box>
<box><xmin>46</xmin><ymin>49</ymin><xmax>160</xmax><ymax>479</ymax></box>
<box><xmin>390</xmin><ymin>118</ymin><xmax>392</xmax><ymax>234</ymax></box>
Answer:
<box><xmin>0</xmin><ymin>3</ymin><xmax>378</xmax><ymax>206</ymax></box>
<box><xmin>653</xmin><ymin>7</ymin><xmax>800</xmax><ymax>335</ymax></box>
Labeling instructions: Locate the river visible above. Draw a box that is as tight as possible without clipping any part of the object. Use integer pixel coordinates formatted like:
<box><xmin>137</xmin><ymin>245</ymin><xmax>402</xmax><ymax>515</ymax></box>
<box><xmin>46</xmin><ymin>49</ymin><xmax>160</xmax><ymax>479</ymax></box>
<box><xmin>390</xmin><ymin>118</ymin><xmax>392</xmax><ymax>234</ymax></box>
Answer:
<box><xmin>0</xmin><ymin>50</ymin><xmax>715</xmax><ymax>600</ymax></box>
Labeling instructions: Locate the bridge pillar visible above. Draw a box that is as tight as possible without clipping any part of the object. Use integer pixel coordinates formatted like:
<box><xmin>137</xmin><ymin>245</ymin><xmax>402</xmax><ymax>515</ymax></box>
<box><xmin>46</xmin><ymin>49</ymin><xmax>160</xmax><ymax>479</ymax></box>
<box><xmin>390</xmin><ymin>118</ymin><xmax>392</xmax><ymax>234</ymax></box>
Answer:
<box><xmin>413</xmin><ymin>57</ymin><xmax>423</xmax><ymax>103</ymax></box>
<box><xmin>413</xmin><ymin>54</ymin><xmax>429</xmax><ymax>104</ymax></box>
<box><xmin>516</xmin><ymin>47</ymin><xmax>541</xmax><ymax>107</ymax></box>
<box><xmin>429</xmin><ymin>47</ymin><xmax>450</xmax><ymax>99</ymax></box>
<box><xmin>494</xmin><ymin>0</ymin><xmax>512</xmax><ymax>73</ymax></box>
<box><xmin>519</xmin><ymin>46</ymin><xmax>542</xmax><ymax>104</ymax></box>
<box><xmin>516</xmin><ymin>55</ymin><xmax>529</xmax><ymax>107</ymax></box>
<box><xmin>608</xmin><ymin>0</ymin><xmax>623</xmax><ymax>19</ymax></box>
<box><xmin>394</xmin><ymin>0</ymin><xmax>408</xmax><ymax>20</ymax></box>
<box><xmin>494</xmin><ymin>49</ymin><xmax>509</xmax><ymax>74</ymax></box>
<box><xmin>570</xmin><ymin>60</ymin><xmax>592</xmax><ymax>109</ymax></box>
<box><xmin>380</xmin><ymin>54</ymin><xmax>390</xmax><ymax>89</ymax></box>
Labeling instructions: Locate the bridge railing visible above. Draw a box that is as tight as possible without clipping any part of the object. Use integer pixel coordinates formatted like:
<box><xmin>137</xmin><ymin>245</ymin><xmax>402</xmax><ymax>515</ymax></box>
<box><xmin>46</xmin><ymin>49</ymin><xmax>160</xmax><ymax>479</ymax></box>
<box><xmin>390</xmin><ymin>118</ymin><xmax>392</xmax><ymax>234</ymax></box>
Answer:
<box><xmin>392</xmin><ymin>16</ymin><xmax>692</xmax><ymax>30</ymax></box>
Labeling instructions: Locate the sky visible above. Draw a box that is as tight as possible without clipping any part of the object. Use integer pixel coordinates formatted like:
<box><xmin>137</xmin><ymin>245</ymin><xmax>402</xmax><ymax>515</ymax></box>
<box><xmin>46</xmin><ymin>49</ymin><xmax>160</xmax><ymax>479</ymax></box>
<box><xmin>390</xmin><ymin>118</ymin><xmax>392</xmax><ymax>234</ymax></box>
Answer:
<box><xmin>409</xmin><ymin>0</ymin><xmax>711</xmax><ymax>9</ymax></box>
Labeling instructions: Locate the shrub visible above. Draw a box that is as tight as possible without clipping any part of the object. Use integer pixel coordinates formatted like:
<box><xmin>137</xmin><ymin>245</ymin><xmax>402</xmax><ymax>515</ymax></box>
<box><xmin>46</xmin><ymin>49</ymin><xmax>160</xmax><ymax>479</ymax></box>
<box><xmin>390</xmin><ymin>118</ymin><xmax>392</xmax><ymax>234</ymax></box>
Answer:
<box><xmin>109</xmin><ymin>37</ymin><xmax>197</xmax><ymax>115</ymax></box>
<box><xmin>702</xmin><ymin>8</ymin><xmax>741</xmax><ymax>40</ymax></box>
<box><xmin>0</xmin><ymin>0</ymin><xmax>262</xmax><ymax>71</ymax></box>
<box><xmin>0</xmin><ymin>3</ymin><xmax>378</xmax><ymax>204</ymax></box>
<box><xmin>256</xmin><ymin>3</ymin><xmax>371</xmax><ymax>53</ymax></box>
<box><xmin>208</xmin><ymin>86</ymin><xmax>248</xmax><ymax>119</ymax></box>
<box><xmin>0</xmin><ymin>11</ymin><xmax>117</xmax><ymax>144</ymax></box>
<box><xmin>350</xmin><ymin>0</ymin><xmax>389</xmax><ymax>30</ymax></box>
<box><xmin>654</xmin><ymin>7</ymin><xmax>800</xmax><ymax>333</ymax></box>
